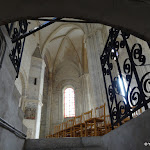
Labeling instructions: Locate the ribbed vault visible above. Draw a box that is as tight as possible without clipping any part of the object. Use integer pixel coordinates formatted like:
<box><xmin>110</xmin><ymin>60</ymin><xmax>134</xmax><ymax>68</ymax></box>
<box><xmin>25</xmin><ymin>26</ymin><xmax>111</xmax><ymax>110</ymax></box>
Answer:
<box><xmin>42</xmin><ymin>24</ymin><xmax>84</xmax><ymax>75</ymax></box>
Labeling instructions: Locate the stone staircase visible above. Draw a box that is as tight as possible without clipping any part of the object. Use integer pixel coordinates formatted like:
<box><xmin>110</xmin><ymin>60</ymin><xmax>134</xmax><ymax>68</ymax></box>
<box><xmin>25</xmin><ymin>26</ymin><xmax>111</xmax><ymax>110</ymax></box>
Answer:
<box><xmin>24</xmin><ymin>137</ymin><xmax>106</xmax><ymax>150</ymax></box>
<box><xmin>24</xmin><ymin>109</ymin><xmax>150</xmax><ymax>150</ymax></box>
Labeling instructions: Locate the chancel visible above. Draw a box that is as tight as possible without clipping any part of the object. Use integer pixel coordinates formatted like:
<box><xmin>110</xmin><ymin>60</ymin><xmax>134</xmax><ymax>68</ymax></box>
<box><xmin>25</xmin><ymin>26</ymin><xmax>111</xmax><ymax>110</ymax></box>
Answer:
<box><xmin>0</xmin><ymin>2</ymin><xmax>150</xmax><ymax>150</ymax></box>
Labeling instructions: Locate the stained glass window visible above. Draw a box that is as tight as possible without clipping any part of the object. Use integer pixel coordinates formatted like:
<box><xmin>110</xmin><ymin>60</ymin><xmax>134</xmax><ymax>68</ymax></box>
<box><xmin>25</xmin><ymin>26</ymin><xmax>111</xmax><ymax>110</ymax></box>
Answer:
<box><xmin>64</xmin><ymin>88</ymin><xmax>75</xmax><ymax>118</ymax></box>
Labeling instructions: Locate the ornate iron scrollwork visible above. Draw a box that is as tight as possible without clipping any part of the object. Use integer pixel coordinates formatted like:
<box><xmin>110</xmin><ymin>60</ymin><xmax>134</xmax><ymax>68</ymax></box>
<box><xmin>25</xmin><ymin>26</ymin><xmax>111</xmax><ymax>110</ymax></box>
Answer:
<box><xmin>6</xmin><ymin>20</ymin><xmax>28</xmax><ymax>78</ymax></box>
<box><xmin>100</xmin><ymin>28</ymin><xmax>150</xmax><ymax>128</ymax></box>
<box><xmin>0</xmin><ymin>29</ymin><xmax>6</xmax><ymax>68</ymax></box>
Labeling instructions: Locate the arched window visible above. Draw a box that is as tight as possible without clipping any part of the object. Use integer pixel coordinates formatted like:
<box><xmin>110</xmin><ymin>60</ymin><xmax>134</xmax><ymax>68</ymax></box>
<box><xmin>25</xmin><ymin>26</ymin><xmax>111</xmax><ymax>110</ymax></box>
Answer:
<box><xmin>64</xmin><ymin>87</ymin><xmax>75</xmax><ymax>118</ymax></box>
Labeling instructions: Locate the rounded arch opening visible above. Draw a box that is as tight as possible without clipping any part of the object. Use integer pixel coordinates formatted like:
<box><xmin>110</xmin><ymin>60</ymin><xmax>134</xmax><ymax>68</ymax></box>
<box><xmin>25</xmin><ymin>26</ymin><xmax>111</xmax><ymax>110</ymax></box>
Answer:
<box><xmin>62</xmin><ymin>85</ymin><xmax>75</xmax><ymax>118</ymax></box>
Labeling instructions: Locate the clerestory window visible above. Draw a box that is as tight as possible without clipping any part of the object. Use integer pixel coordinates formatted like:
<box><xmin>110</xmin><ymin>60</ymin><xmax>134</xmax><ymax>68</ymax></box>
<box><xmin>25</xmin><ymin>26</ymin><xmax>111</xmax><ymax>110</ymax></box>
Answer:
<box><xmin>64</xmin><ymin>87</ymin><xmax>75</xmax><ymax>118</ymax></box>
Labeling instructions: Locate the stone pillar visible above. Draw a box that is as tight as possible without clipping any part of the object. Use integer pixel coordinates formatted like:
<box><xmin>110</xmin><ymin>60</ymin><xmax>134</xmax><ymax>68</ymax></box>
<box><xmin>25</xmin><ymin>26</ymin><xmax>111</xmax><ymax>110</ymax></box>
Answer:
<box><xmin>80</xmin><ymin>39</ymin><xmax>94</xmax><ymax>112</ymax></box>
<box><xmin>80</xmin><ymin>73</ymin><xmax>93</xmax><ymax>112</ymax></box>
<box><xmin>84</xmin><ymin>24</ymin><xmax>107</xmax><ymax>110</ymax></box>
<box><xmin>45</xmin><ymin>72</ymin><xmax>53</xmax><ymax>135</ymax></box>
<box><xmin>23</xmin><ymin>56</ymin><xmax>45</xmax><ymax>139</ymax></box>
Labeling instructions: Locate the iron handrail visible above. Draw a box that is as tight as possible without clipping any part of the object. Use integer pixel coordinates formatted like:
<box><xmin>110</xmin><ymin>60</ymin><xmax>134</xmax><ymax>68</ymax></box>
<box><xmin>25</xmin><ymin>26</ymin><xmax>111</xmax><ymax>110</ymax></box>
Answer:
<box><xmin>0</xmin><ymin>117</ymin><xmax>26</xmax><ymax>139</ymax></box>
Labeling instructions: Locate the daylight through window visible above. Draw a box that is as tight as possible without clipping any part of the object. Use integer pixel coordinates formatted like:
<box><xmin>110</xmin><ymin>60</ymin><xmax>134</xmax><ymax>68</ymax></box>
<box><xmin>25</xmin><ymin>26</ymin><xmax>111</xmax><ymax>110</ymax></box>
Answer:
<box><xmin>64</xmin><ymin>88</ymin><xmax>75</xmax><ymax>118</ymax></box>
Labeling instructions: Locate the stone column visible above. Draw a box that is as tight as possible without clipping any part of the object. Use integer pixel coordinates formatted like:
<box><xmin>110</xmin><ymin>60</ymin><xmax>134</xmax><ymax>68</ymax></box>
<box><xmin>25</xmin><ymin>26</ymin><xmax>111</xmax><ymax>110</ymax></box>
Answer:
<box><xmin>83</xmin><ymin>24</ymin><xmax>107</xmax><ymax>110</ymax></box>
<box><xmin>23</xmin><ymin>56</ymin><xmax>45</xmax><ymax>139</ymax></box>
<box><xmin>45</xmin><ymin>72</ymin><xmax>53</xmax><ymax>135</ymax></box>
<box><xmin>80</xmin><ymin>73</ymin><xmax>93</xmax><ymax>112</ymax></box>
<box><xmin>21</xmin><ymin>96</ymin><xmax>27</xmax><ymax>110</ymax></box>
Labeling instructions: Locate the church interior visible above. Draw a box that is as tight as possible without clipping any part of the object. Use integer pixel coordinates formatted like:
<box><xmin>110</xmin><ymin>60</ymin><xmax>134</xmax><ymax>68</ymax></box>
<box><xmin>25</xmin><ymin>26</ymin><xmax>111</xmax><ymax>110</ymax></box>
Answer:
<box><xmin>0</xmin><ymin>1</ymin><xmax>150</xmax><ymax>150</ymax></box>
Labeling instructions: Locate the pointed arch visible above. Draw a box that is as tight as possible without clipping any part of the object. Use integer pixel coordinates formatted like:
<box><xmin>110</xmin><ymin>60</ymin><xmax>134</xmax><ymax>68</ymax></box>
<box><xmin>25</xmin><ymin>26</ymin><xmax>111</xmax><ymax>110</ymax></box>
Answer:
<box><xmin>41</xmin><ymin>23</ymin><xmax>85</xmax><ymax>57</ymax></box>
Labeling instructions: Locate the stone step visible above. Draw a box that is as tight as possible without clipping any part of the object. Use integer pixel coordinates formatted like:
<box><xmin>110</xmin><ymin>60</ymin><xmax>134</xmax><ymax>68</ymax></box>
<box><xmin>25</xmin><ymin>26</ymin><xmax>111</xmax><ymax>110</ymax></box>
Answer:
<box><xmin>24</xmin><ymin>147</ymin><xmax>102</xmax><ymax>150</ymax></box>
<box><xmin>24</xmin><ymin>137</ymin><xmax>106</xmax><ymax>150</ymax></box>
<box><xmin>24</xmin><ymin>109</ymin><xmax>150</xmax><ymax>150</ymax></box>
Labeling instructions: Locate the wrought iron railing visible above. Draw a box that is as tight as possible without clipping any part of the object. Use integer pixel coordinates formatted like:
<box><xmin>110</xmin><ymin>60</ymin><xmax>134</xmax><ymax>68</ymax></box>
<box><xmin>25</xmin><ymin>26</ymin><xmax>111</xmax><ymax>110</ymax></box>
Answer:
<box><xmin>100</xmin><ymin>28</ymin><xmax>150</xmax><ymax>129</ymax></box>
<box><xmin>0</xmin><ymin>117</ymin><xmax>26</xmax><ymax>139</ymax></box>
<box><xmin>5</xmin><ymin>18</ymin><xmax>60</xmax><ymax>78</ymax></box>
<box><xmin>5</xmin><ymin>20</ymin><xmax>28</xmax><ymax>78</ymax></box>
<box><xmin>0</xmin><ymin>29</ymin><xmax>6</xmax><ymax>68</ymax></box>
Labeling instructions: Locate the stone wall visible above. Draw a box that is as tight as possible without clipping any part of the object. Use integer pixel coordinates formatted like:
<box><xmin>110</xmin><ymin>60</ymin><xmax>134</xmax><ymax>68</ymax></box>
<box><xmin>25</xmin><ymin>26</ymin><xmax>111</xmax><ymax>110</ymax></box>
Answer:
<box><xmin>41</xmin><ymin>52</ymin><xmax>90</xmax><ymax>135</ymax></box>
<box><xmin>0</xmin><ymin>26</ymin><xmax>26</xmax><ymax>150</ymax></box>
<box><xmin>39</xmin><ymin>23</ymin><xmax>94</xmax><ymax>137</ymax></box>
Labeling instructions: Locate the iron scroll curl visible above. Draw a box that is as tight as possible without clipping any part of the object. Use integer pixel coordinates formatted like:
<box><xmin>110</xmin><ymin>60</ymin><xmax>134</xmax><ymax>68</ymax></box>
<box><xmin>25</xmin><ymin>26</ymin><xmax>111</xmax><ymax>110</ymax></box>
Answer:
<box><xmin>9</xmin><ymin>20</ymin><xmax>28</xmax><ymax>78</ymax></box>
<box><xmin>100</xmin><ymin>28</ymin><xmax>149</xmax><ymax>128</ymax></box>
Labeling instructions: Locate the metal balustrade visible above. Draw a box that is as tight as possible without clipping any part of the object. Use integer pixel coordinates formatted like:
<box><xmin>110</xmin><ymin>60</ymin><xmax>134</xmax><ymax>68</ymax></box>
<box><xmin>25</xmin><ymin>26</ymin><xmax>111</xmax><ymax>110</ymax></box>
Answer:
<box><xmin>100</xmin><ymin>28</ymin><xmax>150</xmax><ymax>129</ymax></box>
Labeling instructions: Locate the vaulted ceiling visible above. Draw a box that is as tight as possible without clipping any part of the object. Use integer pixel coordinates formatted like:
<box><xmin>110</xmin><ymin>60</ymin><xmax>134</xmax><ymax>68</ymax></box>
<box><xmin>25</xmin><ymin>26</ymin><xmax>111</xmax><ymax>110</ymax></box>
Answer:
<box><xmin>35</xmin><ymin>21</ymin><xmax>85</xmax><ymax>73</ymax></box>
